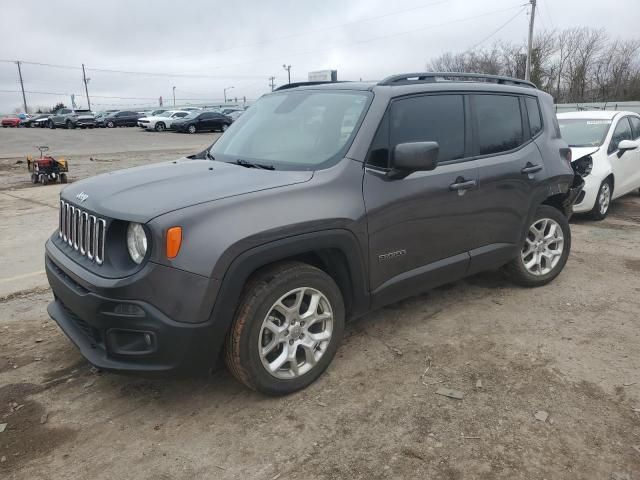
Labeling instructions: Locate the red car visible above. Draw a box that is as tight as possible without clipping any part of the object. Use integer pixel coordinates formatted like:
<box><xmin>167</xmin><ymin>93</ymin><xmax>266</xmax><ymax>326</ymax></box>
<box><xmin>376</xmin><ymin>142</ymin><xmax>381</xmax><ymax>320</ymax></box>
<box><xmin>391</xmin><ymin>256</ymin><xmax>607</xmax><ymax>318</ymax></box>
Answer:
<box><xmin>2</xmin><ymin>116</ymin><xmax>21</xmax><ymax>127</ymax></box>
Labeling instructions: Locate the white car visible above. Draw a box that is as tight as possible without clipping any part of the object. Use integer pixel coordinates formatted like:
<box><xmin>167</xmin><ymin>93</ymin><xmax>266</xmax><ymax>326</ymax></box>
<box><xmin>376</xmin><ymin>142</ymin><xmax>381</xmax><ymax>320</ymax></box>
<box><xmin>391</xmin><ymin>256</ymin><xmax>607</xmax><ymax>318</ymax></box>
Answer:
<box><xmin>137</xmin><ymin>110</ymin><xmax>191</xmax><ymax>132</ymax></box>
<box><xmin>557</xmin><ymin>111</ymin><xmax>640</xmax><ymax>219</ymax></box>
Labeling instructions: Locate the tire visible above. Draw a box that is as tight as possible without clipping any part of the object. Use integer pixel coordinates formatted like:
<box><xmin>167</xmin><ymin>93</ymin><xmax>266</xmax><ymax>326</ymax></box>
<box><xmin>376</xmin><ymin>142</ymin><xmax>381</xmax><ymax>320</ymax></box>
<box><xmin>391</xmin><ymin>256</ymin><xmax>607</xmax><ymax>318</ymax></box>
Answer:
<box><xmin>155</xmin><ymin>122</ymin><xmax>166</xmax><ymax>132</ymax></box>
<box><xmin>225</xmin><ymin>261</ymin><xmax>345</xmax><ymax>395</ymax></box>
<box><xmin>48</xmin><ymin>120</ymin><xmax>55</xmax><ymax>129</ymax></box>
<box><xmin>106</xmin><ymin>121</ymin><xmax>115</xmax><ymax>128</ymax></box>
<box><xmin>589</xmin><ymin>179</ymin><xmax>612</xmax><ymax>220</ymax></box>
<box><xmin>31</xmin><ymin>173</ymin><xmax>38</xmax><ymax>184</ymax></box>
<box><xmin>187</xmin><ymin>124</ymin><xmax>197</xmax><ymax>134</ymax></box>
<box><xmin>221</xmin><ymin>123</ymin><xmax>229</xmax><ymax>132</ymax></box>
<box><xmin>66</xmin><ymin>120</ymin><xmax>73</xmax><ymax>129</ymax></box>
<box><xmin>504</xmin><ymin>205</ymin><xmax>571</xmax><ymax>287</ymax></box>
<box><xmin>39</xmin><ymin>174</ymin><xmax>48</xmax><ymax>186</ymax></box>
<box><xmin>60</xmin><ymin>173</ymin><xmax>68</xmax><ymax>184</ymax></box>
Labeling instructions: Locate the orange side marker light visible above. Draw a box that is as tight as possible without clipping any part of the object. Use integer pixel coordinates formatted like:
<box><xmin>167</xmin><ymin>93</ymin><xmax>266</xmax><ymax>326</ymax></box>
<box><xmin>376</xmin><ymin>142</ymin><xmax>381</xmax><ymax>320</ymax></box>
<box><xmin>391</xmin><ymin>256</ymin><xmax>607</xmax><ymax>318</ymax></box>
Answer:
<box><xmin>166</xmin><ymin>227</ymin><xmax>182</xmax><ymax>259</ymax></box>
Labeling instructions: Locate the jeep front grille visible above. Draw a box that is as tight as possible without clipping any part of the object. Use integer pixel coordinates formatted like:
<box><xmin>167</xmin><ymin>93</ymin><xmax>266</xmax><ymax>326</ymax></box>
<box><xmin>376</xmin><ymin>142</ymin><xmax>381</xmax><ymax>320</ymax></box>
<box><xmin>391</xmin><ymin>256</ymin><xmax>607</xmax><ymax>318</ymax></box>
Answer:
<box><xmin>59</xmin><ymin>200</ymin><xmax>106</xmax><ymax>265</ymax></box>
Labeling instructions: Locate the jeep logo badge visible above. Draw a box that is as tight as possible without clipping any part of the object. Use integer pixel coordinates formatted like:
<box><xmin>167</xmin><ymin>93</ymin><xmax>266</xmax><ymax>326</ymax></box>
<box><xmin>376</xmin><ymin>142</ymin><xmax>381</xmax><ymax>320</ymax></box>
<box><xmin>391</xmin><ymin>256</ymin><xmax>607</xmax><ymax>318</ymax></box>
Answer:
<box><xmin>76</xmin><ymin>192</ymin><xmax>89</xmax><ymax>203</ymax></box>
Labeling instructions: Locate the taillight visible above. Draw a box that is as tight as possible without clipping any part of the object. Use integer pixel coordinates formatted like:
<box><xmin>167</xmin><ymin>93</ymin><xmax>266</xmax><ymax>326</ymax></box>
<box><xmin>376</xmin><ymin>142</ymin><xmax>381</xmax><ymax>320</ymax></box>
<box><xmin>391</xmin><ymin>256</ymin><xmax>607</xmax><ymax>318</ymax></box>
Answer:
<box><xmin>559</xmin><ymin>147</ymin><xmax>572</xmax><ymax>165</ymax></box>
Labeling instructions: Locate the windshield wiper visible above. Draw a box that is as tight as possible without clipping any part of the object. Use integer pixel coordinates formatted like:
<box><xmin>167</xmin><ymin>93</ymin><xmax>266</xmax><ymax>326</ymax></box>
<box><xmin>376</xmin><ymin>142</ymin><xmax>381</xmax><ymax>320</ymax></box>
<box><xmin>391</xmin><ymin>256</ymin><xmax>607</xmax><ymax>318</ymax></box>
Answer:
<box><xmin>233</xmin><ymin>159</ymin><xmax>275</xmax><ymax>170</ymax></box>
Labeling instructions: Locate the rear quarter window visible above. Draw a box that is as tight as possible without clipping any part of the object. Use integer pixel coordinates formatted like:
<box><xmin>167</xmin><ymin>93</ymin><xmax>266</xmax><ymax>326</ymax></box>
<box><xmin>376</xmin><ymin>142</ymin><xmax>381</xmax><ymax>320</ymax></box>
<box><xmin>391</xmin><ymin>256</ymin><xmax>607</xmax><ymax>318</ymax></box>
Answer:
<box><xmin>525</xmin><ymin>97</ymin><xmax>543</xmax><ymax>137</ymax></box>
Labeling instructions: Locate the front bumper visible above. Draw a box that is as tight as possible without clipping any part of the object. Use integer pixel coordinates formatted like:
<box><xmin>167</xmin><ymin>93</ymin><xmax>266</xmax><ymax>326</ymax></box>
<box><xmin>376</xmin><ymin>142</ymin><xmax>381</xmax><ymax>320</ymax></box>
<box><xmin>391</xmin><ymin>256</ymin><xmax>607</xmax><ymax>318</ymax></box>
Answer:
<box><xmin>75</xmin><ymin>119</ymin><xmax>96</xmax><ymax>127</ymax></box>
<box><xmin>45</xmin><ymin>240</ymin><xmax>220</xmax><ymax>374</ymax></box>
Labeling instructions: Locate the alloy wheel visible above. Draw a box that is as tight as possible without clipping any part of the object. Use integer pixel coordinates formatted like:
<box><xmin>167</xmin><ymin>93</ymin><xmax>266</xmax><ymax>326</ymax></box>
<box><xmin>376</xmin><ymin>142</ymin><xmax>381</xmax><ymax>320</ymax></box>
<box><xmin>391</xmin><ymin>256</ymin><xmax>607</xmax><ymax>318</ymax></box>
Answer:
<box><xmin>258</xmin><ymin>287</ymin><xmax>334</xmax><ymax>379</ymax></box>
<box><xmin>521</xmin><ymin>218</ymin><xmax>564</xmax><ymax>276</ymax></box>
<box><xmin>598</xmin><ymin>183</ymin><xmax>611</xmax><ymax>215</ymax></box>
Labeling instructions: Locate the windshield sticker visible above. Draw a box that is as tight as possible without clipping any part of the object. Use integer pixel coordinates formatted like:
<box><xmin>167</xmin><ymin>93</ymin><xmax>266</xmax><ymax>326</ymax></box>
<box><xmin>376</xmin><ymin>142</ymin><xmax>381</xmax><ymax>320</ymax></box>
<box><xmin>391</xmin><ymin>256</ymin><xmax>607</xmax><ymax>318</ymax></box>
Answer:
<box><xmin>586</xmin><ymin>120</ymin><xmax>612</xmax><ymax>125</ymax></box>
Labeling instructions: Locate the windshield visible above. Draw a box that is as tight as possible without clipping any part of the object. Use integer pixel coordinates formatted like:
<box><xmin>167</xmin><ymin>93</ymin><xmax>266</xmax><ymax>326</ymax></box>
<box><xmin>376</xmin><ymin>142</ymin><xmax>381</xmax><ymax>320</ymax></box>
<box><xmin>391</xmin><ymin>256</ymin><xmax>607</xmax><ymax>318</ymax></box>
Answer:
<box><xmin>157</xmin><ymin>111</ymin><xmax>173</xmax><ymax>117</ymax></box>
<box><xmin>558</xmin><ymin>118</ymin><xmax>611</xmax><ymax>147</ymax></box>
<box><xmin>210</xmin><ymin>90</ymin><xmax>370</xmax><ymax>170</ymax></box>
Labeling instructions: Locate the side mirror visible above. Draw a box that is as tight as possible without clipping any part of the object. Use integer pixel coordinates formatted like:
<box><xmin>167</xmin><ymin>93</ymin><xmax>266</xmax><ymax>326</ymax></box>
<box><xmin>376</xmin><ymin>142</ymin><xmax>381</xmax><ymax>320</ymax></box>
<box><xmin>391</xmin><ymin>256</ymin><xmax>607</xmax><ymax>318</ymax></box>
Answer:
<box><xmin>387</xmin><ymin>142</ymin><xmax>439</xmax><ymax>179</ymax></box>
<box><xmin>618</xmin><ymin>139</ymin><xmax>639</xmax><ymax>152</ymax></box>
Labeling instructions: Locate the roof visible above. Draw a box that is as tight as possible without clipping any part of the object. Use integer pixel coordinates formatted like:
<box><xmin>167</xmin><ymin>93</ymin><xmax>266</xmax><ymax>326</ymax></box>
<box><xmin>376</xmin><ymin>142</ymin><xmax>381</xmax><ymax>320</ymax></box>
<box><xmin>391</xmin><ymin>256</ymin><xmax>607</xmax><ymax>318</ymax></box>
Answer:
<box><xmin>556</xmin><ymin>110</ymin><xmax>638</xmax><ymax>120</ymax></box>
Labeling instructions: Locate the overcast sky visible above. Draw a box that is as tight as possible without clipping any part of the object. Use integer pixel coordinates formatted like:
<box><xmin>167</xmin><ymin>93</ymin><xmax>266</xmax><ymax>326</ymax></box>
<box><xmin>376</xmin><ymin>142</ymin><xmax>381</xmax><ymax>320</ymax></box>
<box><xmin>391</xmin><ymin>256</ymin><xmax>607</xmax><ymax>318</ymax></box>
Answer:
<box><xmin>0</xmin><ymin>0</ymin><xmax>637</xmax><ymax>113</ymax></box>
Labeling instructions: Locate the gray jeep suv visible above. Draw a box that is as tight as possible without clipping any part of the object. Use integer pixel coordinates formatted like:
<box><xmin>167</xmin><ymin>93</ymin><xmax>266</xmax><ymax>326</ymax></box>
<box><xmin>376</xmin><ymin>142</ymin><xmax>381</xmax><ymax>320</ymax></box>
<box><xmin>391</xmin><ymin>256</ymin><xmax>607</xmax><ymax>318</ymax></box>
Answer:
<box><xmin>45</xmin><ymin>73</ymin><xmax>583</xmax><ymax>395</ymax></box>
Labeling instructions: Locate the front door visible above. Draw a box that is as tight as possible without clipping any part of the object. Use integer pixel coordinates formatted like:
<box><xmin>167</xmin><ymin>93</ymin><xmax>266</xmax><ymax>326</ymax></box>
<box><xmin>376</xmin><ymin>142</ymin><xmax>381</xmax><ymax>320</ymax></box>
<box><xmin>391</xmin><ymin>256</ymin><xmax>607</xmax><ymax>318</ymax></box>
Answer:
<box><xmin>608</xmin><ymin>116</ymin><xmax>638</xmax><ymax>196</ymax></box>
<box><xmin>363</xmin><ymin>93</ymin><xmax>479</xmax><ymax>307</ymax></box>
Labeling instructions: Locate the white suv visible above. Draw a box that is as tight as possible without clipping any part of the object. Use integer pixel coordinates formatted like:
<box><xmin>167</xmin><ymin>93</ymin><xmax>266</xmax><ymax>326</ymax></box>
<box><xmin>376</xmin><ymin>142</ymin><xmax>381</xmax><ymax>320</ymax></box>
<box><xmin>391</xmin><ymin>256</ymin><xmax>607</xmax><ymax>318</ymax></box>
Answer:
<box><xmin>557</xmin><ymin>110</ymin><xmax>640</xmax><ymax>219</ymax></box>
<box><xmin>138</xmin><ymin>110</ymin><xmax>191</xmax><ymax>132</ymax></box>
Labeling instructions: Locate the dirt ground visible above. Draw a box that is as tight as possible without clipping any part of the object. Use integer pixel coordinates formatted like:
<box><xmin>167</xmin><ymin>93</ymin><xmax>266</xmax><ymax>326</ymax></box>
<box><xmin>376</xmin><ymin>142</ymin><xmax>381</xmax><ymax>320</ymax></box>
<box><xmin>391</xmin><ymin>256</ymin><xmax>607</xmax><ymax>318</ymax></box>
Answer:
<box><xmin>1</xmin><ymin>128</ymin><xmax>640</xmax><ymax>480</ymax></box>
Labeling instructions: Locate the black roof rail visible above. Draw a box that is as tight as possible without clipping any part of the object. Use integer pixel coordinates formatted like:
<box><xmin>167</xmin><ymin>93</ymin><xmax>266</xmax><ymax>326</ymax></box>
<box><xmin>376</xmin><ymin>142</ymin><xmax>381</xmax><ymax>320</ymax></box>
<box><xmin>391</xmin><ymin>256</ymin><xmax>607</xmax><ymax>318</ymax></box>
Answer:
<box><xmin>274</xmin><ymin>81</ymin><xmax>347</xmax><ymax>91</ymax></box>
<box><xmin>378</xmin><ymin>72</ymin><xmax>536</xmax><ymax>88</ymax></box>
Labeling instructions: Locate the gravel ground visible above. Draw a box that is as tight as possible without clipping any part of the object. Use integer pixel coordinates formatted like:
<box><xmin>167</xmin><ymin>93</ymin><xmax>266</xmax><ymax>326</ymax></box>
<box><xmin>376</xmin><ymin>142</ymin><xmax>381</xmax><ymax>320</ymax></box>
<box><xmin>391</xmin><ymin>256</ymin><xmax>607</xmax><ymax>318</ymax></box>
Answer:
<box><xmin>1</xmin><ymin>128</ymin><xmax>639</xmax><ymax>480</ymax></box>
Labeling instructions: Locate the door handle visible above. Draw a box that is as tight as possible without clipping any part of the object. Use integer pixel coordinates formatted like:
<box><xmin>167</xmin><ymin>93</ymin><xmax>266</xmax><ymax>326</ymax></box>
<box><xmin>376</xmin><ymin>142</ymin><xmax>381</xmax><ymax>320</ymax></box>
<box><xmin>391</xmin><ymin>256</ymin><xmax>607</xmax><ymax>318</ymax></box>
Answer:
<box><xmin>449</xmin><ymin>178</ymin><xmax>477</xmax><ymax>191</ymax></box>
<box><xmin>521</xmin><ymin>163</ymin><xmax>543</xmax><ymax>174</ymax></box>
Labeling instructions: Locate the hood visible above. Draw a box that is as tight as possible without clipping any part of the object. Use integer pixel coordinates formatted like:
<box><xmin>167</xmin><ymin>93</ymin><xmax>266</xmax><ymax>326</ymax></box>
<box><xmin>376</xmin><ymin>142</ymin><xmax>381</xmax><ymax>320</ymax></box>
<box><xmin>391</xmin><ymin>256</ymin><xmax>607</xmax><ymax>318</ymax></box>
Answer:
<box><xmin>61</xmin><ymin>159</ymin><xmax>313</xmax><ymax>223</ymax></box>
<box><xmin>569</xmin><ymin>146</ymin><xmax>601</xmax><ymax>162</ymax></box>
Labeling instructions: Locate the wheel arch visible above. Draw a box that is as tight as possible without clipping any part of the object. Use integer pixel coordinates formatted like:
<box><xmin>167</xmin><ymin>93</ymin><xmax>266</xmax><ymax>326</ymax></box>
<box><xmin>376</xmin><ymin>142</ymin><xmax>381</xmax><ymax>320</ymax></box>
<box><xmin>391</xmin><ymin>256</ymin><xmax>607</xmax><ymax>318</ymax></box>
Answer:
<box><xmin>205</xmin><ymin>229</ymin><xmax>370</xmax><ymax>365</ymax></box>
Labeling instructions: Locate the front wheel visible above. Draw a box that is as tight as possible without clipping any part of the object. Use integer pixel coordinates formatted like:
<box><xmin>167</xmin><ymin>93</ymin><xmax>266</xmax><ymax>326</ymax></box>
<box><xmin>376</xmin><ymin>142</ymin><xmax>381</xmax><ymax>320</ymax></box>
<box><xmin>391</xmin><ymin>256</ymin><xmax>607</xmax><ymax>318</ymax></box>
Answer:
<box><xmin>48</xmin><ymin>120</ymin><xmax>55</xmax><ymax>129</ymax></box>
<box><xmin>504</xmin><ymin>205</ymin><xmax>571</xmax><ymax>287</ymax></box>
<box><xmin>221</xmin><ymin>123</ymin><xmax>229</xmax><ymax>132</ymax></box>
<box><xmin>225</xmin><ymin>262</ymin><xmax>345</xmax><ymax>395</ymax></box>
<box><xmin>106</xmin><ymin>121</ymin><xmax>115</xmax><ymax>128</ymax></box>
<box><xmin>155</xmin><ymin>122</ymin><xmax>166</xmax><ymax>132</ymax></box>
<box><xmin>187</xmin><ymin>124</ymin><xmax>197</xmax><ymax>134</ymax></box>
<box><xmin>590</xmin><ymin>180</ymin><xmax>612</xmax><ymax>220</ymax></box>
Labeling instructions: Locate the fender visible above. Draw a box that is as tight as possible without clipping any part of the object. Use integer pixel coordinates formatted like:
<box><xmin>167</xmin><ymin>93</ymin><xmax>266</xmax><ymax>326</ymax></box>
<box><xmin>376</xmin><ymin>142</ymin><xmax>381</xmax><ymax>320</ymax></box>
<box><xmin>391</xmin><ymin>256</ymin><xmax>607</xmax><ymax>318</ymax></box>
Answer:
<box><xmin>204</xmin><ymin>229</ymin><xmax>370</xmax><ymax>366</ymax></box>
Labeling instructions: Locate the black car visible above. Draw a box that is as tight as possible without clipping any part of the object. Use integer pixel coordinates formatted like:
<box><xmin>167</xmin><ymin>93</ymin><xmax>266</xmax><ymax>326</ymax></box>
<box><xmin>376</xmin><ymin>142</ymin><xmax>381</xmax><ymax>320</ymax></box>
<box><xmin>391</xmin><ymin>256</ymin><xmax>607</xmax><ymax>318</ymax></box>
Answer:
<box><xmin>104</xmin><ymin>110</ymin><xmax>142</xmax><ymax>128</ymax></box>
<box><xmin>21</xmin><ymin>114</ymin><xmax>51</xmax><ymax>128</ymax></box>
<box><xmin>95</xmin><ymin>110</ymin><xmax>119</xmax><ymax>127</ymax></box>
<box><xmin>45</xmin><ymin>72</ymin><xmax>584</xmax><ymax>395</ymax></box>
<box><xmin>172</xmin><ymin>111</ymin><xmax>231</xmax><ymax>134</ymax></box>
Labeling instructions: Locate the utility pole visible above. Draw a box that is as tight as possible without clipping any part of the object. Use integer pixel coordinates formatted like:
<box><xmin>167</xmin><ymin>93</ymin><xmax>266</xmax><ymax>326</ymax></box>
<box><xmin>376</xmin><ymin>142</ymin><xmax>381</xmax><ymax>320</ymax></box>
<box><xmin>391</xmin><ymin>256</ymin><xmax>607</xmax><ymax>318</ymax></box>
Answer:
<box><xmin>82</xmin><ymin>63</ymin><xmax>91</xmax><ymax>111</ymax></box>
<box><xmin>525</xmin><ymin>0</ymin><xmax>537</xmax><ymax>81</ymax></box>
<box><xmin>15</xmin><ymin>61</ymin><xmax>27</xmax><ymax>113</ymax></box>
<box><xmin>172</xmin><ymin>86</ymin><xmax>176</xmax><ymax>107</ymax></box>
<box><xmin>269</xmin><ymin>76</ymin><xmax>276</xmax><ymax>92</ymax></box>
<box><xmin>282</xmin><ymin>64</ymin><xmax>291</xmax><ymax>84</ymax></box>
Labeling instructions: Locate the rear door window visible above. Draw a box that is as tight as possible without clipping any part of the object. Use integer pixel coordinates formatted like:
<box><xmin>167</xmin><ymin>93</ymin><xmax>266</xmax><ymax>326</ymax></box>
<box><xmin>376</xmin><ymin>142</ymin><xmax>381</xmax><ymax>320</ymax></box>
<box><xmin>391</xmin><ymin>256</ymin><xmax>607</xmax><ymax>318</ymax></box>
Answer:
<box><xmin>473</xmin><ymin>95</ymin><xmax>524</xmax><ymax>155</ymax></box>
<box><xmin>389</xmin><ymin>94</ymin><xmax>465</xmax><ymax>164</ymax></box>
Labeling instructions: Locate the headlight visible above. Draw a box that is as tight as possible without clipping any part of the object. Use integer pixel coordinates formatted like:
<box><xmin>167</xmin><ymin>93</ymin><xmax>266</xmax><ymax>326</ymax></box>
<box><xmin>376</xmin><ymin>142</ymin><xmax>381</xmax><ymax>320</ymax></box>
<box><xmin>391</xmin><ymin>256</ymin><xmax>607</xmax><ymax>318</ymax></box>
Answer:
<box><xmin>127</xmin><ymin>222</ymin><xmax>148</xmax><ymax>264</ymax></box>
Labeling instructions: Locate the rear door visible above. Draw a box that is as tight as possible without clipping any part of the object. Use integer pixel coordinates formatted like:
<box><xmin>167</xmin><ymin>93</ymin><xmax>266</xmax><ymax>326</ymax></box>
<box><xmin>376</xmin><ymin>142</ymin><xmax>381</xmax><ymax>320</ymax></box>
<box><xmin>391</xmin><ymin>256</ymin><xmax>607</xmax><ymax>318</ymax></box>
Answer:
<box><xmin>628</xmin><ymin>116</ymin><xmax>640</xmax><ymax>190</ymax></box>
<box><xmin>468</xmin><ymin>93</ymin><xmax>544</xmax><ymax>273</ymax></box>
<box><xmin>364</xmin><ymin>93</ymin><xmax>480</xmax><ymax>305</ymax></box>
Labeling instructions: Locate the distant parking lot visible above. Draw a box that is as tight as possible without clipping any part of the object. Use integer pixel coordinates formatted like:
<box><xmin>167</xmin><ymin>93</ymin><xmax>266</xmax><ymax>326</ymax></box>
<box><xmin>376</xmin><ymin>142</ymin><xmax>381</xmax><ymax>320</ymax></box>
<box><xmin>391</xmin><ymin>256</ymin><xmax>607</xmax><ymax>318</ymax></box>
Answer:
<box><xmin>1</xmin><ymin>127</ymin><xmax>640</xmax><ymax>479</ymax></box>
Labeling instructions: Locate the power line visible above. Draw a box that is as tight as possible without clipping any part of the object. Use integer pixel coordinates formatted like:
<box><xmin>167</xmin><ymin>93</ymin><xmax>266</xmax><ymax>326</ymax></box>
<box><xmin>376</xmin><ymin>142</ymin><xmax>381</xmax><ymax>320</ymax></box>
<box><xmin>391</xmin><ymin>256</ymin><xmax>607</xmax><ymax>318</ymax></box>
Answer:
<box><xmin>467</xmin><ymin>6</ymin><xmax>528</xmax><ymax>51</ymax></box>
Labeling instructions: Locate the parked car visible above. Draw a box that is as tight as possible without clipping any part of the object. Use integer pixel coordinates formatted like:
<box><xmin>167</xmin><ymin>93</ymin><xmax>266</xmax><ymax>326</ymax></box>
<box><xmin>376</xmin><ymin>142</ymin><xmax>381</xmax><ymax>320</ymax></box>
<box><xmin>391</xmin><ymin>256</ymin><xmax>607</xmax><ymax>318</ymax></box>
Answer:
<box><xmin>94</xmin><ymin>110</ymin><xmax>119</xmax><ymax>127</ymax></box>
<box><xmin>45</xmin><ymin>73</ymin><xmax>582</xmax><ymax>395</ymax></box>
<box><xmin>1</xmin><ymin>115</ymin><xmax>22</xmax><ymax>127</ymax></box>
<box><xmin>557</xmin><ymin>110</ymin><xmax>640</xmax><ymax>219</ymax></box>
<box><xmin>48</xmin><ymin>108</ymin><xmax>96</xmax><ymax>129</ymax></box>
<box><xmin>227</xmin><ymin>110</ymin><xmax>244</xmax><ymax>122</ymax></box>
<box><xmin>104</xmin><ymin>110</ymin><xmax>142</xmax><ymax>128</ymax></box>
<box><xmin>137</xmin><ymin>110</ymin><xmax>191</xmax><ymax>132</ymax></box>
<box><xmin>172</xmin><ymin>111</ymin><xmax>231</xmax><ymax>133</ymax></box>
<box><xmin>33</xmin><ymin>115</ymin><xmax>52</xmax><ymax>128</ymax></box>
<box><xmin>21</xmin><ymin>114</ymin><xmax>50</xmax><ymax>128</ymax></box>
<box><xmin>139</xmin><ymin>109</ymin><xmax>169</xmax><ymax>117</ymax></box>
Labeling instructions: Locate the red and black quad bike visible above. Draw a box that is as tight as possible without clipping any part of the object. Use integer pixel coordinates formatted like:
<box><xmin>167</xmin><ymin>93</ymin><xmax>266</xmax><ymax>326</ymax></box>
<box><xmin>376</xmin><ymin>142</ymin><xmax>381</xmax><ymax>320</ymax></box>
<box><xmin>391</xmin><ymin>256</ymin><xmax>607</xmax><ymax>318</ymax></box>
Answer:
<box><xmin>26</xmin><ymin>146</ymin><xmax>69</xmax><ymax>185</ymax></box>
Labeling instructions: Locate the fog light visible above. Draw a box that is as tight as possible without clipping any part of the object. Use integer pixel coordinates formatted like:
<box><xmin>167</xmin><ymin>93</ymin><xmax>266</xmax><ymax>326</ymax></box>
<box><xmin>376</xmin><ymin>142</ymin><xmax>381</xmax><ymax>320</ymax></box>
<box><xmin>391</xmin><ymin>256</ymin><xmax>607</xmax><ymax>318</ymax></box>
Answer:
<box><xmin>107</xmin><ymin>329</ymin><xmax>155</xmax><ymax>355</ymax></box>
<box><xmin>144</xmin><ymin>333</ymin><xmax>152</xmax><ymax>347</ymax></box>
<box><xmin>113</xmin><ymin>303</ymin><xmax>144</xmax><ymax>316</ymax></box>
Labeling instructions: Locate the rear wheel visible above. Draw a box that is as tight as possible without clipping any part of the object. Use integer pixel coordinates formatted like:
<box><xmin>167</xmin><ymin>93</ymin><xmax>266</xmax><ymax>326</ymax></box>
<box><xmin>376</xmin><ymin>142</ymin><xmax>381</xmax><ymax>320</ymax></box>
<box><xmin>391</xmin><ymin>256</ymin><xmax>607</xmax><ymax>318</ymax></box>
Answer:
<box><xmin>155</xmin><ymin>122</ymin><xmax>166</xmax><ymax>132</ymax></box>
<box><xmin>60</xmin><ymin>173</ymin><xmax>68</xmax><ymax>184</ymax></box>
<box><xmin>221</xmin><ymin>123</ymin><xmax>229</xmax><ymax>132</ymax></box>
<box><xmin>31</xmin><ymin>173</ymin><xmax>38</xmax><ymax>184</ymax></box>
<box><xmin>106</xmin><ymin>121</ymin><xmax>115</xmax><ymax>128</ymax></box>
<box><xmin>39</xmin><ymin>174</ymin><xmax>48</xmax><ymax>185</ymax></box>
<box><xmin>48</xmin><ymin>120</ymin><xmax>55</xmax><ymax>129</ymax></box>
<box><xmin>590</xmin><ymin>179</ymin><xmax>612</xmax><ymax>220</ymax></box>
<box><xmin>225</xmin><ymin>262</ymin><xmax>345</xmax><ymax>395</ymax></box>
<box><xmin>505</xmin><ymin>205</ymin><xmax>570</xmax><ymax>287</ymax></box>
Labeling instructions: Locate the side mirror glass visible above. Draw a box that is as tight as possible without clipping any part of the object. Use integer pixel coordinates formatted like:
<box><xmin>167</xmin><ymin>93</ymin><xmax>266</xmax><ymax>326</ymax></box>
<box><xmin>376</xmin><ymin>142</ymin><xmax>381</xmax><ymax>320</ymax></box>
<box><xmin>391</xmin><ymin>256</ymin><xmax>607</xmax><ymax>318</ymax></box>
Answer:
<box><xmin>618</xmin><ymin>139</ymin><xmax>639</xmax><ymax>151</ymax></box>
<box><xmin>387</xmin><ymin>142</ymin><xmax>439</xmax><ymax>179</ymax></box>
